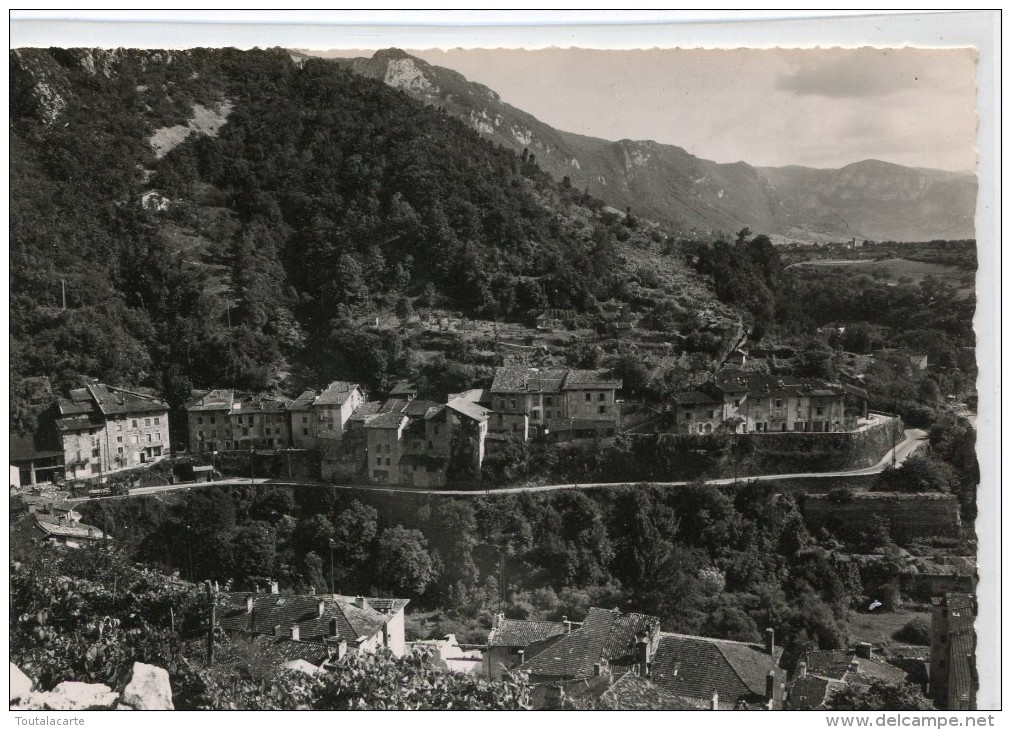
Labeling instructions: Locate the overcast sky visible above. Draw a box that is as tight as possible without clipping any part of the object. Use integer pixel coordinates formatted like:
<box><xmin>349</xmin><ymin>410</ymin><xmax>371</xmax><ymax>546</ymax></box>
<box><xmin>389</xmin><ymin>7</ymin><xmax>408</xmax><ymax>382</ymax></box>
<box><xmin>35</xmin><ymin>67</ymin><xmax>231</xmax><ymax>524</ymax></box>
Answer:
<box><xmin>328</xmin><ymin>47</ymin><xmax>977</xmax><ymax>172</ymax></box>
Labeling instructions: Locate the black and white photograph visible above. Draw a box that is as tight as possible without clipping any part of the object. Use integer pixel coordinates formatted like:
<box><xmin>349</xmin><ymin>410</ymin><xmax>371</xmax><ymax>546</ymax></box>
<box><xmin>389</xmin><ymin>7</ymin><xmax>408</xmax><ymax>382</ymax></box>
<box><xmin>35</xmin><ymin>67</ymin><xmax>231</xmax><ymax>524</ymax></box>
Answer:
<box><xmin>7</xmin><ymin>10</ymin><xmax>999</xmax><ymax>717</ymax></box>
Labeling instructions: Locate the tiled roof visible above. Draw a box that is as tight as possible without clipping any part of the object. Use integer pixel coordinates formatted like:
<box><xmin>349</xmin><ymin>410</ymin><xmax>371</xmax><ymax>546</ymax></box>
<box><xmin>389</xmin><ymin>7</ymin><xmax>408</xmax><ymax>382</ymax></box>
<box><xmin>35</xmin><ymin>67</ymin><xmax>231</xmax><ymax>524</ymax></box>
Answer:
<box><xmin>448</xmin><ymin>389</ymin><xmax>491</xmax><ymax>406</ymax></box>
<box><xmin>381</xmin><ymin>398</ymin><xmax>411</xmax><ymax>414</ymax></box>
<box><xmin>804</xmin><ymin>650</ymin><xmax>851</xmax><ymax>680</ymax></box>
<box><xmin>231</xmin><ymin>394</ymin><xmax>291</xmax><ymax>414</ymax></box>
<box><xmin>673</xmin><ymin>390</ymin><xmax>723</xmax><ymax>406</ymax></box>
<box><xmin>87</xmin><ymin>383</ymin><xmax>168</xmax><ymax>415</ymax></box>
<box><xmin>10</xmin><ymin>513</ymin><xmax>47</xmax><ymax>556</ymax></box>
<box><xmin>359</xmin><ymin>597</ymin><xmax>410</xmax><ymax>615</ymax></box>
<box><xmin>490</xmin><ymin>367</ymin><xmax>568</xmax><ymax>394</ymax></box>
<box><xmin>349</xmin><ymin>401</ymin><xmax>384</xmax><ymax>422</ymax></box>
<box><xmin>9</xmin><ymin>433</ymin><xmax>62</xmax><ymax>461</ymax></box>
<box><xmin>651</xmin><ymin>632</ymin><xmax>783</xmax><ymax>708</ymax></box>
<box><xmin>522</xmin><ymin>608</ymin><xmax>659</xmax><ymax>680</ymax></box>
<box><xmin>217</xmin><ymin>593</ymin><xmax>402</xmax><ymax>643</ymax></box>
<box><xmin>315</xmin><ymin>381</ymin><xmax>361</xmax><ymax>406</ymax></box>
<box><xmin>364</xmin><ymin>412</ymin><xmax>408</xmax><ymax>430</ymax></box>
<box><xmin>598</xmin><ymin>672</ymin><xmax>697</xmax><ymax>710</ymax></box>
<box><xmin>787</xmin><ymin>676</ymin><xmax>831</xmax><ymax>709</ymax></box>
<box><xmin>288</xmin><ymin>390</ymin><xmax>318</xmax><ymax>410</ymax></box>
<box><xmin>446</xmin><ymin>398</ymin><xmax>490</xmax><ymax>422</ymax></box>
<box><xmin>251</xmin><ymin>636</ymin><xmax>331</xmax><ymax>667</ymax></box>
<box><xmin>389</xmin><ymin>381</ymin><xmax>418</xmax><ymax>396</ymax></box>
<box><xmin>487</xmin><ymin>619</ymin><xmax>567</xmax><ymax>648</ymax></box>
<box><xmin>403</xmin><ymin>400</ymin><xmax>442</xmax><ymax>419</ymax></box>
<box><xmin>184</xmin><ymin>389</ymin><xmax>235</xmax><ymax>412</ymax></box>
<box><xmin>34</xmin><ymin>513</ymin><xmax>105</xmax><ymax>540</ymax></box>
<box><xmin>563</xmin><ymin>369</ymin><xmax>623</xmax><ymax>390</ymax></box>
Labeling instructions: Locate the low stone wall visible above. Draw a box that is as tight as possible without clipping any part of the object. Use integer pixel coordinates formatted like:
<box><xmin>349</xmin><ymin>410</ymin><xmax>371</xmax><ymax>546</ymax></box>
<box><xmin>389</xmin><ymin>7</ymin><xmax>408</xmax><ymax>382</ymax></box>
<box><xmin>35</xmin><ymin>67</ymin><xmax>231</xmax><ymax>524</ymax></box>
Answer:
<box><xmin>800</xmin><ymin>492</ymin><xmax>962</xmax><ymax>543</ymax></box>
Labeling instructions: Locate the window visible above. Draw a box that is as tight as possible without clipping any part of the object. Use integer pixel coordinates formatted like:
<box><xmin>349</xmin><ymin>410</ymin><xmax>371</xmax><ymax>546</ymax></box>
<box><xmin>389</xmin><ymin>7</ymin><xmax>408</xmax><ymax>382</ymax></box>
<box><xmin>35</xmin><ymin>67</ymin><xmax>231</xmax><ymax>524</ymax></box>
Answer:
<box><xmin>585</xmin><ymin>393</ymin><xmax>592</xmax><ymax>402</ymax></box>
<box><xmin>154</xmin><ymin>417</ymin><xmax>160</xmax><ymax>425</ymax></box>
<box><xmin>117</xmin><ymin>436</ymin><xmax>123</xmax><ymax>444</ymax></box>
<box><xmin>116</xmin><ymin>422</ymin><xmax>123</xmax><ymax>432</ymax></box>
<box><xmin>92</xmin><ymin>447</ymin><xmax>100</xmax><ymax>457</ymax></box>
<box><xmin>499</xmin><ymin>400</ymin><xmax>506</xmax><ymax>410</ymax></box>
<box><xmin>328</xmin><ymin>424</ymin><xmax>334</xmax><ymax>431</ymax></box>
<box><xmin>243</xmin><ymin>428</ymin><xmax>249</xmax><ymax>436</ymax></box>
<box><xmin>545</xmin><ymin>397</ymin><xmax>553</xmax><ymax>406</ymax></box>
<box><xmin>198</xmin><ymin>430</ymin><xmax>204</xmax><ymax>438</ymax></box>
<box><xmin>598</xmin><ymin>406</ymin><xmax>606</xmax><ymax>415</ymax></box>
<box><xmin>156</xmin><ymin>432</ymin><xmax>162</xmax><ymax>441</ymax></box>
<box><xmin>598</xmin><ymin>393</ymin><xmax>605</xmax><ymax>401</ymax></box>
<box><xmin>775</xmin><ymin>399</ymin><xmax>782</xmax><ymax>408</ymax></box>
<box><xmin>685</xmin><ymin>411</ymin><xmax>693</xmax><ymax>420</ymax></box>
<box><xmin>146</xmin><ymin>433</ymin><xmax>152</xmax><ymax>443</ymax></box>
<box><xmin>265</xmin><ymin>428</ymin><xmax>271</xmax><ymax>435</ymax></box>
<box><xmin>132</xmin><ymin>419</ymin><xmax>138</xmax><ymax>428</ymax></box>
<box><xmin>816</xmin><ymin>407</ymin><xmax>825</xmax><ymax>416</ymax></box>
<box><xmin>734</xmin><ymin>399</ymin><xmax>741</xmax><ymax>407</ymax></box>
<box><xmin>510</xmin><ymin>399</ymin><xmax>517</xmax><ymax>410</ymax></box>
<box><xmin>376</xmin><ymin>457</ymin><xmax>382</xmax><ymax>465</ymax></box>
<box><xmin>210</xmin><ymin>416</ymin><xmax>216</xmax><ymax>425</ymax></box>
<box><xmin>303</xmin><ymin>428</ymin><xmax>309</xmax><ymax>436</ymax></box>
<box><xmin>132</xmin><ymin>434</ymin><xmax>139</xmax><ymax>444</ymax></box>
<box><xmin>302</xmin><ymin>416</ymin><xmax>308</xmax><ymax>423</ymax></box>
<box><xmin>145</xmin><ymin>418</ymin><xmax>151</xmax><ymax>426</ymax></box>
<box><xmin>117</xmin><ymin>446</ymin><xmax>124</xmax><ymax>454</ymax></box>
<box><xmin>532</xmin><ymin>410</ymin><xmax>540</xmax><ymax>420</ymax></box>
<box><xmin>385</xmin><ymin>458</ymin><xmax>391</xmax><ymax>466</ymax></box>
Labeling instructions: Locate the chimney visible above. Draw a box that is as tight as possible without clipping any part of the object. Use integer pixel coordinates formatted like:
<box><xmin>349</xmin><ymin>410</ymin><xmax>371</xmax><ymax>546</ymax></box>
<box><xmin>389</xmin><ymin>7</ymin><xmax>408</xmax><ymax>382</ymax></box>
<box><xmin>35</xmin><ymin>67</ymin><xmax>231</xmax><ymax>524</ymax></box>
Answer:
<box><xmin>797</xmin><ymin>661</ymin><xmax>807</xmax><ymax>678</ymax></box>
<box><xmin>270</xmin><ymin>580</ymin><xmax>279</xmax><ymax>594</ymax></box>
<box><xmin>246</xmin><ymin>595</ymin><xmax>254</xmax><ymax>613</ymax></box>
<box><xmin>636</xmin><ymin>635</ymin><xmax>651</xmax><ymax>677</ymax></box>
<box><xmin>318</xmin><ymin>600</ymin><xmax>326</xmax><ymax>618</ymax></box>
<box><xmin>329</xmin><ymin>618</ymin><xmax>340</xmax><ymax>637</ymax></box>
<box><xmin>764</xmin><ymin>628</ymin><xmax>775</xmax><ymax>655</ymax></box>
<box><xmin>214</xmin><ymin>581</ymin><xmax>219</xmax><ymax>593</ymax></box>
<box><xmin>355</xmin><ymin>595</ymin><xmax>367</xmax><ymax>610</ymax></box>
<box><xmin>710</xmin><ymin>691</ymin><xmax>719</xmax><ymax>711</ymax></box>
<box><xmin>494</xmin><ymin>612</ymin><xmax>505</xmax><ymax>630</ymax></box>
<box><xmin>273</xmin><ymin>624</ymin><xmax>283</xmax><ymax>636</ymax></box>
<box><xmin>849</xmin><ymin>659</ymin><xmax>860</xmax><ymax>673</ymax></box>
<box><xmin>309</xmin><ymin>585</ymin><xmax>315</xmax><ymax>595</ymax></box>
<box><xmin>856</xmin><ymin>642</ymin><xmax>872</xmax><ymax>659</ymax></box>
<box><xmin>765</xmin><ymin>670</ymin><xmax>776</xmax><ymax>701</ymax></box>
<box><xmin>290</xmin><ymin>625</ymin><xmax>300</xmax><ymax>641</ymax></box>
<box><xmin>562</xmin><ymin>615</ymin><xmax>571</xmax><ymax>634</ymax></box>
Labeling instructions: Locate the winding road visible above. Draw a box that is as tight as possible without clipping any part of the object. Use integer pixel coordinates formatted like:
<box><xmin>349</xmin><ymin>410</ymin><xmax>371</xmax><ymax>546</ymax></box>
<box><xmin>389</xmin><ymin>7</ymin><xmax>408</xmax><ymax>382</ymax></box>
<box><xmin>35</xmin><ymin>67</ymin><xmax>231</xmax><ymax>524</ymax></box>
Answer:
<box><xmin>68</xmin><ymin>429</ymin><xmax>926</xmax><ymax>502</ymax></box>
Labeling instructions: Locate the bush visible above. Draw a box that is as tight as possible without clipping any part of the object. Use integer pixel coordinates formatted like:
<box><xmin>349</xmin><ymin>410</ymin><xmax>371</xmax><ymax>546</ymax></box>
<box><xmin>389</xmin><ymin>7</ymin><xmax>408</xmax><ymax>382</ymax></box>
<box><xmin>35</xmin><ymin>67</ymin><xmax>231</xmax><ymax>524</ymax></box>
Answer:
<box><xmin>892</xmin><ymin>617</ymin><xmax>931</xmax><ymax>645</ymax></box>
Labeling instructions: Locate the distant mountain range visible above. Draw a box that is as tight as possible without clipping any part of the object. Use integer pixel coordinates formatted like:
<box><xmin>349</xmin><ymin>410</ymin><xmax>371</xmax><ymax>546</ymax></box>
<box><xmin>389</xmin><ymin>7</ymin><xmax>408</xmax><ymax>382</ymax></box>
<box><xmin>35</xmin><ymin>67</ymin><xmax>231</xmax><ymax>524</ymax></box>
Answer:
<box><xmin>324</xmin><ymin>48</ymin><xmax>977</xmax><ymax>242</ymax></box>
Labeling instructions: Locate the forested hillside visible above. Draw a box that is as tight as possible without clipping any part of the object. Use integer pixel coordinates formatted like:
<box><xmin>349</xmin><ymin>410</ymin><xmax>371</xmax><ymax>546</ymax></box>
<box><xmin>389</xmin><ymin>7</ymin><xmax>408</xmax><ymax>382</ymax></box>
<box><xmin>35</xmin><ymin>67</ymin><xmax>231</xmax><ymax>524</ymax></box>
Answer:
<box><xmin>10</xmin><ymin>47</ymin><xmax>728</xmax><ymax>432</ymax></box>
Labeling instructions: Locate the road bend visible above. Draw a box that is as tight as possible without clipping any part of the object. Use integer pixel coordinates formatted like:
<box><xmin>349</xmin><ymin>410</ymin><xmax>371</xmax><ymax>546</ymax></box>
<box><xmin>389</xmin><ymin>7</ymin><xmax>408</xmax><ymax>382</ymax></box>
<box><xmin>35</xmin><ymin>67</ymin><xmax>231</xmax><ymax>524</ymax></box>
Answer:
<box><xmin>68</xmin><ymin>429</ymin><xmax>926</xmax><ymax>502</ymax></box>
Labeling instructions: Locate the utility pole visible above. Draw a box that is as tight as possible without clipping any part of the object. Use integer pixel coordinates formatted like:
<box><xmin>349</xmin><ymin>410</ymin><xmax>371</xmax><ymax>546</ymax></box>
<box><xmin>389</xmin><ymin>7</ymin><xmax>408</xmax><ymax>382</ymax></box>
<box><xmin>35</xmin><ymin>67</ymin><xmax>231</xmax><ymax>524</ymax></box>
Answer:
<box><xmin>60</xmin><ymin>278</ymin><xmax>66</xmax><ymax>310</ymax></box>
<box><xmin>205</xmin><ymin>580</ymin><xmax>215</xmax><ymax>666</ymax></box>
<box><xmin>329</xmin><ymin>539</ymin><xmax>336</xmax><ymax>596</ymax></box>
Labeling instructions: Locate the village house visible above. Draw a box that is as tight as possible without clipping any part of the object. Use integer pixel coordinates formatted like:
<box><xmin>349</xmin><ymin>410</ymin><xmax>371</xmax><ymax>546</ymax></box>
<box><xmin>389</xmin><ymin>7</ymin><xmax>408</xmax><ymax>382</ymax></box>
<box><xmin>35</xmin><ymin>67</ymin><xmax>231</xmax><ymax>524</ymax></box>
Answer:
<box><xmin>484</xmin><ymin>614</ymin><xmax>571</xmax><ymax>680</ymax></box>
<box><xmin>184</xmin><ymin>388</ymin><xmax>234</xmax><ymax>454</ymax></box>
<box><xmin>784</xmin><ymin>644</ymin><xmax>908</xmax><ymax>710</ymax></box>
<box><xmin>408</xmin><ymin>634</ymin><xmax>484</xmax><ymax>676</ymax></box>
<box><xmin>11</xmin><ymin>503</ymin><xmax>107</xmax><ymax>551</ymax></box>
<box><xmin>217</xmin><ymin>588</ymin><xmax>409</xmax><ymax>662</ymax></box>
<box><xmin>520</xmin><ymin>607</ymin><xmax>661</xmax><ymax>684</ymax></box>
<box><xmin>56</xmin><ymin>381</ymin><xmax>170</xmax><ymax>479</ymax></box>
<box><xmin>672</xmin><ymin>371</ymin><xmax>867</xmax><ymax>435</ymax></box>
<box><xmin>650</xmin><ymin>629</ymin><xmax>786</xmax><ymax>710</ymax></box>
<box><xmin>929</xmin><ymin>593</ymin><xmax>977</xmax><ymax>710</ymax></box>
<box><xmin>288</xmin><ymin>381</ymin><xmax>366</xmax><ymax>449</ymax></box>
<box><xmin>488</xmin><ymin>367</ymin><xmax>622</xmax><ymax>442</ymax></box>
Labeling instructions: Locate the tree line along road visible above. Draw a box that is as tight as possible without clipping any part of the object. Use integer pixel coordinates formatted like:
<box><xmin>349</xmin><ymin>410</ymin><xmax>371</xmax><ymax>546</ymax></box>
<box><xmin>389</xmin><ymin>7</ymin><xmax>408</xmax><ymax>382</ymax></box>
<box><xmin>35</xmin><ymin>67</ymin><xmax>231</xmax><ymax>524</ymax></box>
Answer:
<box><xmin>67</xmin><ymin>429</ymin><xmax>928</xmax><ymax>502</ymax></box>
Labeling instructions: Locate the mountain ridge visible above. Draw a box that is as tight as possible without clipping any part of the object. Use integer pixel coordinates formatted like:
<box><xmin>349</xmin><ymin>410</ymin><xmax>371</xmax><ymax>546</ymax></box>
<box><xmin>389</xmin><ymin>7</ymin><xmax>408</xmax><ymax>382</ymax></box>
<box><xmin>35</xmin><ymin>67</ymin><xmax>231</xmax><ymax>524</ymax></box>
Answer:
<box><xmin>330</xmin><ymin>48</ymin><xmax>977</xmax><ymax>242</ymax></box>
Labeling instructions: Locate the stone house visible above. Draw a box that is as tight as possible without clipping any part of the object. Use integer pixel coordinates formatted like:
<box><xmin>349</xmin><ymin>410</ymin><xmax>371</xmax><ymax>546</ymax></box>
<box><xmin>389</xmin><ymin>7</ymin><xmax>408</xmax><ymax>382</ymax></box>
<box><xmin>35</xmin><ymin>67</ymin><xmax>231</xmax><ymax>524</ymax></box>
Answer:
<box><xmin>484</xmin><ymin>614</ymin><xmax>569</xmax><ymax>680</ymax></box>
<box><xmin>184</xmin><ymin>389</ymin><xmax>234</xmax><ymax>454</ymax></box>
<box><xmin>289</xmin><ymin>381</ymin><xmax>366</xmax><ymax>450</ymax></box>
<box><xmin>56</xmin><ymin>381</ymin><xmax>170</xmax><ymax>478</ymax></box>
<box><xmin>217</xmin><ymin>589</ymin><xmax>409</xmax><ymax>662</ymax></box>
<box><xmin>489</xmin><ymin>367</ymin><xmax>622</xmax><ymax>441</ymax></box>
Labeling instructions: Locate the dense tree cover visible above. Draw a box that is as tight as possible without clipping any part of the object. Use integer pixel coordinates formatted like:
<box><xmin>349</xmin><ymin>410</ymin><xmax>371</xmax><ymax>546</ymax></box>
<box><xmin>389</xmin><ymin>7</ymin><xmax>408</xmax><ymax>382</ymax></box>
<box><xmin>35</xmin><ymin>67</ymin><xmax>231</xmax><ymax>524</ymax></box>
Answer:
<box><xmin>85</xmin><ymin>481</ymin><xmax>864</xmax><ymax>663</ymax></box>
<box><xmin>827</xmin><ymin>679</ymin><xmax>935</xmax><ymax>711</ymax></box>
<box><xmin>11</xmin><ymin>47</ymin><xmax>685</xmax><ymax>421</ymax></box>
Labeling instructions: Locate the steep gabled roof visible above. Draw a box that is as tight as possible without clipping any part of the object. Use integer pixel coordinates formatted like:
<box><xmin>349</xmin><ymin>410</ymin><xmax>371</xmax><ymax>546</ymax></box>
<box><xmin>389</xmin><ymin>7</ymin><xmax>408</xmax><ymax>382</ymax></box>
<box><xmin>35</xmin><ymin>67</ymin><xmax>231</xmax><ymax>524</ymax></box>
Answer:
<box><xmin>87</xmin><ymin>383</ymin><xmax>168</xmax><ymax>415</ymax></box>
<box><xmin>651</xmin><ymin>632</ymin><xmax>783</xmax><ymax>708</ymax></box>
<box><xmin>250</xmin><ymin>636</ymin><xmax>332</xmax><ymax>668</ymax></box>
<box><xmin>487</xmin><ymin>619</ymin><xmax>567</xmax><ymax>648</ymax></box>
<box><xmin>217</xmin><ymin>593</ymin><xmax>406</xmax><ymax>644</ymax></box>
<box><xmin>521</xmin><ymin>608</ymin><xmax>658</xmax><ymax>680</ymax></box>
<box><xmin>786</xmin><ymin>676</ymin><xmax>832</xmax><ymax>709</ymax></box>
<box><xmin>598</xmin><ymin>672</ymin><xmax>697</xmax><ymax>710</ymax></box>
<box><xmin>185</xmin><ymin>388</ymin><xmax>235</xmax><ymax>412</ymax></box>
<box><xmin>490</xmin><ymin>367</ymin><xmax>568</xmax><ymax>394</ymax></box>
<box><xmin>315</xmin><ymin>381</ymin><xmax>361</xmax><ymax>406</ymax></box>
<box><xmin>364</xmin><ymin>412</ymin><xmax>409</xmax><ymax>430</ymax></box>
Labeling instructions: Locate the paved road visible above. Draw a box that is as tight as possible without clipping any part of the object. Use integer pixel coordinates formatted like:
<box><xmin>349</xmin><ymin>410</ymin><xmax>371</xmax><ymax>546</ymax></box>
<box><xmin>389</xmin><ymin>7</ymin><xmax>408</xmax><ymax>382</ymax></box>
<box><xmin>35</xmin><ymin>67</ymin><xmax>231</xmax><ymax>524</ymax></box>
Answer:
<box><xmin>68</xmin><ymin>429</ymin><xmax>926</xmax><ymax>502</ymax></box>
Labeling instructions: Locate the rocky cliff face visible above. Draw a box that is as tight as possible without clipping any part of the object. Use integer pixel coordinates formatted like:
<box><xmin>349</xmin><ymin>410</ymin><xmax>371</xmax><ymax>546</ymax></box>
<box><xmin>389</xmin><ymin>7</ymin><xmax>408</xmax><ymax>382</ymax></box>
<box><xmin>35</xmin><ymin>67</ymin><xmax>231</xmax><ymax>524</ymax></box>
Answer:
<box><xmin>337</xmin><ymin>49</ymin><xmax>977</xmax><ymax>242</ymax></box>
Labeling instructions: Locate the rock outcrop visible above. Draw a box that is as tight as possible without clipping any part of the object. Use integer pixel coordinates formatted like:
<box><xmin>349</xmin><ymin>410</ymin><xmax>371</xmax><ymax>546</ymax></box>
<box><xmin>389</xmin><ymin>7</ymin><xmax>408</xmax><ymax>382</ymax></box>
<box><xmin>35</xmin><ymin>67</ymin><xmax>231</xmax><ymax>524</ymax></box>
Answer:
<box><xmin>9</xmin><ymin>661</ymin><xmax>174</xmax><ymax>711</ymax></box>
